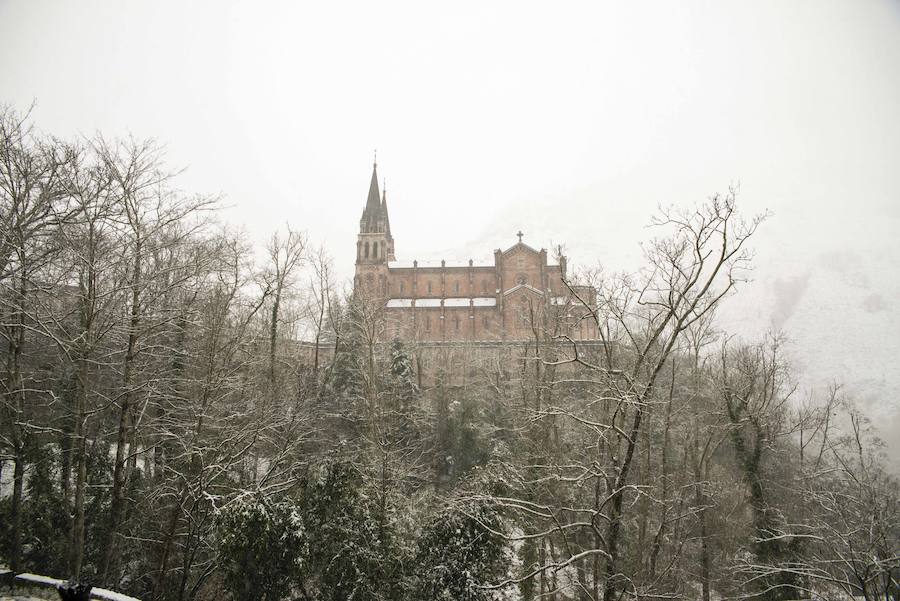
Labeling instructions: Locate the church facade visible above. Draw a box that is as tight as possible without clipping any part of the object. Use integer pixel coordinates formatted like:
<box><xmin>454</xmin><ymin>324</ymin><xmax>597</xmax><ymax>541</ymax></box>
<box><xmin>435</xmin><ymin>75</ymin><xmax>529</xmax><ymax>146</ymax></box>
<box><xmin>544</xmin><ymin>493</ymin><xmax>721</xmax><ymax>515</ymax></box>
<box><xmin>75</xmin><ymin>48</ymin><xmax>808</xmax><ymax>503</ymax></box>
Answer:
<box><xmin>353</xmin><ymin>163</ymin><xmax>599</xmax><ymax>344</ymax></box>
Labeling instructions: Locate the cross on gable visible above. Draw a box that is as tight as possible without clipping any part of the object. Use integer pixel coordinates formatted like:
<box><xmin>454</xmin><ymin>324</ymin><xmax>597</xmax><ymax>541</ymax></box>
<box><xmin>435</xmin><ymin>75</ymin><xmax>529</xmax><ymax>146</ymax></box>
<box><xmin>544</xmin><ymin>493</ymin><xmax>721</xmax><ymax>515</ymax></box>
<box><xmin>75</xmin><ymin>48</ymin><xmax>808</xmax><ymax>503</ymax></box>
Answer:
<box><xmin>516</xmin><ymin>230</ymin><xmax>524</xmax><ymax>243</ymax></box>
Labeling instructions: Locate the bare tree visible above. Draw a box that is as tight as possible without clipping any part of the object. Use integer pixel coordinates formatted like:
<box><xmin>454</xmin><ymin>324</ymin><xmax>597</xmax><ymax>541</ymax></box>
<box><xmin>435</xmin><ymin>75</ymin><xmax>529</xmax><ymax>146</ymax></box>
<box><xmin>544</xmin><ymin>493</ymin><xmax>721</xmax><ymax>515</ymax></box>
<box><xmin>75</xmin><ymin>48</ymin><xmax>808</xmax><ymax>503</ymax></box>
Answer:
<box><xmin>304</xmin><ymin>244</ymin><xmax>338</xmax><ymax>378</ymax></box>
<box><xmin>148</xmin><ymin>230</ymin><xmax>268</xmax><ymax>600</ymax></box>
<box><xmin>735</xmin><ymin>385</ymin><xmax>900</xmax><ymax>600</ymax></box>
<box><xmin>0</xmin><ymin>105</ymin><xmax>73</xmax><ymax>573</ymax></box>
<box><xmin>481</xmin><ymin>189</ymin><xmax>766</xmax><ymax>600</ymax></box>
<box><xmin>715</xmin><ymin>334</ymin><xmax>804</xmax><ymax>600</ymax></box>
<box><xmin>262</xmin><ymin>226</ymin><xmax>306</xmax><ymax>390</ymax></box>
<box><xmin>54</xmin><ymin>141</ymin><xmax>121</xmax><ymax>578</ymax></box>
<box><xmin>95</xmin><ymin>135</ymin><xmax>217</xmax><ymax>582</ymax></box>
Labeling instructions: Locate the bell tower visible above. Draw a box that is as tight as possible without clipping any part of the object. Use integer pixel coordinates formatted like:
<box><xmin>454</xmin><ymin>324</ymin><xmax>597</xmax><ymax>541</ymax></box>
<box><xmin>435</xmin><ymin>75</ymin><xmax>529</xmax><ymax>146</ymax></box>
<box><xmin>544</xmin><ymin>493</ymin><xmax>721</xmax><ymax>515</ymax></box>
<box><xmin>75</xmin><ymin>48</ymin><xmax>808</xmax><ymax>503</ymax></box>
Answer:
<box><xmin>354</xmin><ymin>159</ymin><xmax>394</xmax><ymax>297</ymax></box>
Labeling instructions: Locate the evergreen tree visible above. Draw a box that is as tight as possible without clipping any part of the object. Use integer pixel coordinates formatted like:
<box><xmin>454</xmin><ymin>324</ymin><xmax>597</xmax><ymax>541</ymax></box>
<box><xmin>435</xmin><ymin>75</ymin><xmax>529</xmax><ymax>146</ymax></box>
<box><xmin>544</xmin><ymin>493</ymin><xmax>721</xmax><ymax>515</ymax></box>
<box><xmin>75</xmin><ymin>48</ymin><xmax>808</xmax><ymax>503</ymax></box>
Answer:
<box><xmin>217</xmin><ymin>495</ymin><xmax>307</xmax><ymax>601</ymax></box>
<box><xmin>323</xmin><ymin>302</ymin><xmax>365</xmax><ymax>402</ymax></box>
<box><xmin>389</xmin><ymin>338</ymin><xmax>418</xmax><ymax>405</ymax></box>
<box><xmin>301</xmin><ymin>458</ymin><xmax>403</xmax><ymax>601</ymax></box>
<box><xmin>411</xmin><ymin>500</ymin><xmax>508</xmax><ymax>601</ymax></box>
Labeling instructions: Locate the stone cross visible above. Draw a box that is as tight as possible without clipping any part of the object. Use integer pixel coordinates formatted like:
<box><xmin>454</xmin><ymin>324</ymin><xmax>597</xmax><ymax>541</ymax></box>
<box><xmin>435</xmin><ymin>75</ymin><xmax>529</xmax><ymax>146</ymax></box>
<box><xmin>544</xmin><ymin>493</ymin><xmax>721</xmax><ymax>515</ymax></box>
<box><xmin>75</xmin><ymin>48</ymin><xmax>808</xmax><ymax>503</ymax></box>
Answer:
<box><xmin>517</xmin><ymin>230</ymin><xmax>524</xmax><ymax>243</ymax></box>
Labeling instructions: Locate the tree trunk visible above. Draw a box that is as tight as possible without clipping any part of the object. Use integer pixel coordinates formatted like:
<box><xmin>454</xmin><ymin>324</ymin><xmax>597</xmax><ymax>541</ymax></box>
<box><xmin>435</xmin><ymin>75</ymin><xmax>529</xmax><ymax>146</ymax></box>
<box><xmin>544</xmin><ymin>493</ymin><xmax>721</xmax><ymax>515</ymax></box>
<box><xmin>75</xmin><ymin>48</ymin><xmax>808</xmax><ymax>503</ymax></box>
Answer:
<box><xmin>5</xmin><ymin>274</ymin><xmax>26</xmax><ymax>573</ymax></box>
<box><xmin>10</xmin><ymin>449</ymin><xmax>25</xmax><ymax>572</ymax></box>
<box><xmin>100</xmin><ymin>275</ymin><xmax>141</xmax><ymax>581</ymax></box>
<box><xmin>698</xmin><ymin>496</ymin><xmax>711</xmax><ymax>601</ymax></box>
<box><xmin>69</xmin><ymin>384</ymin><xmax>87</xmax><ymax>578</ymax></box>
<box><xmin>153</xmin><ymin>492</ymin><xmax>184</xmax><ymax>601</ymax></box>
<box><xmin>603</xmin><ymin>403</ymin><xmax>645</xmax><ymax>601</ymax></box>
<box><xmin>649</xmin><ymin>379</ymin><xmax>675</xmax><ymax>580</ymax></box>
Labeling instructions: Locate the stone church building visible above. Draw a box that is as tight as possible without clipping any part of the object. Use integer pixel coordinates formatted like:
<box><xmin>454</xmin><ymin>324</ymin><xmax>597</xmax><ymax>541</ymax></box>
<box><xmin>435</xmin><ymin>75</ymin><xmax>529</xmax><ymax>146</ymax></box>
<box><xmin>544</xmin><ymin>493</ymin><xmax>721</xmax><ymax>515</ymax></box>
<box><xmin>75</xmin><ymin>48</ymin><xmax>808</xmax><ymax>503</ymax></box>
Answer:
<box><xmin>353</xmin><ymin>162</ymin><xmax>599</xmax><ymax>343</ymax></box>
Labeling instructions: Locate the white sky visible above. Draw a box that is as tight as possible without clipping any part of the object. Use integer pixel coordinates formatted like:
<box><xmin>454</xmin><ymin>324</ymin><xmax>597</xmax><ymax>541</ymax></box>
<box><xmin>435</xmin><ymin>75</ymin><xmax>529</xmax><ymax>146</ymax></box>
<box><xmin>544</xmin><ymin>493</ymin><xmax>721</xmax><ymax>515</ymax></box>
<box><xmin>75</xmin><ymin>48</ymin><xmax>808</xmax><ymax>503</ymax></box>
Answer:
<box><xmin>2</xmin><ymin>0</ymin><xmax>900</xmax><ymax>457</ymax></box>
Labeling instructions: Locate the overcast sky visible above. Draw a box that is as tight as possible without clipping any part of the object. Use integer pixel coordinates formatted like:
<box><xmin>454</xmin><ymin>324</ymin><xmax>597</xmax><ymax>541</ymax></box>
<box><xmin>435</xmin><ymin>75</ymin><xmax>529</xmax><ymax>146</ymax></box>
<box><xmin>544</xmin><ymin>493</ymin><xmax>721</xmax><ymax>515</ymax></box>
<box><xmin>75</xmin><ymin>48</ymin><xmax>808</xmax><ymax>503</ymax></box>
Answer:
<box><xmin>2</xmin><ymin>0</ymin><xmax>899</xmax><ymax>458</ymax></box>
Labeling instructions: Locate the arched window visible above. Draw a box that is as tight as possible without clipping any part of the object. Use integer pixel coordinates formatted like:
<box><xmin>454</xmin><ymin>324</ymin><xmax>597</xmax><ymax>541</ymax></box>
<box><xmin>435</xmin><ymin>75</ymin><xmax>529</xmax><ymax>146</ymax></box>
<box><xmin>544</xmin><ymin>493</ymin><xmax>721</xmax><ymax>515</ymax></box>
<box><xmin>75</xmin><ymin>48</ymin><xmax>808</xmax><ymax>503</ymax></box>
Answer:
<box><xmin>381</xmin><ymin>241</ymin><xmax>386</xmax><ymax>258</ymax></box>
<box><xmin>427</xmin><ymin>281</ymin><xmax>432</xmax><ymax>295</ymax></box>
<box><xmin>424</xmin><ymin>315</ymin><xmax>431</xmax><ymax>332</ymax></box>
<box><xmin>454</xmin><ymin>281</ymin><xmax>460</xmax><ymax>294</ymax></box>
<box><xmin>454</xmin><ymin>315</ymin><xmax>460</xmax><ymax>331</ymax></box>
<box><xmin>373</xmin><ymin>243</ymin><xmax>378</xmax><ymax>258</ymax></box>
<box><xmin>364</xmin><ymin>241</ymin><xmax>370</xmax><ymax>258</ymax></box>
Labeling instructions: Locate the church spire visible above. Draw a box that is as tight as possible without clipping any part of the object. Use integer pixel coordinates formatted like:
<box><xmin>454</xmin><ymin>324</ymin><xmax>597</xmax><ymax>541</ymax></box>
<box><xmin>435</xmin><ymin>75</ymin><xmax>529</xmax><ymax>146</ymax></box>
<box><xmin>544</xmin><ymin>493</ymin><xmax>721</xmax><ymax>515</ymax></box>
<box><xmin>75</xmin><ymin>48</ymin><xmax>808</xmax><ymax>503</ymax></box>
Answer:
<box><xmin>382</xmin><ymin>179</ymin><xmax>392</xmax><ymax>237</ymax></box>
<box><xmin>356</xmin><ymin>157</ymin><xmax>395</xmax><ymax>267</ymax></box>
<box><xmin>364</xmin><ymin>160</ymin><xmax>381</xmax><ymax>216</ymax></box>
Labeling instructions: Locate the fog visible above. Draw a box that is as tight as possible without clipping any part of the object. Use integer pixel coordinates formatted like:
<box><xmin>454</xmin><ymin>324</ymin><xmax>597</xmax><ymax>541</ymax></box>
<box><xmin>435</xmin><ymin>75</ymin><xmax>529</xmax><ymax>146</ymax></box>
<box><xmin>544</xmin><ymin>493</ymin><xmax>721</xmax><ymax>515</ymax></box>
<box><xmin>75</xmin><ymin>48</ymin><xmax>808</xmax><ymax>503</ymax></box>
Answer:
<box><xmin>2</xmin><ymin>0</ymin><xmax>898</xmax><ymax>461</ymax></box>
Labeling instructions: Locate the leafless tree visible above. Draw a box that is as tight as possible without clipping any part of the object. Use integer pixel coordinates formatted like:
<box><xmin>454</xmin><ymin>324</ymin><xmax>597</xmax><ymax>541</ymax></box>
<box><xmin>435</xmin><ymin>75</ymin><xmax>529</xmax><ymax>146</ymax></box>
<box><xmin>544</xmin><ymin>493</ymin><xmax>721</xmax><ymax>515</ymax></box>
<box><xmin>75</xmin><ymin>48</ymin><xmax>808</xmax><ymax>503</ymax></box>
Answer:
<box><xmin>94</xmin><ymin>135</ymin><xmax>218</xmax><ymax>582</ymax></box>
<box><xmin>304</xmin><ymin>244</ymin><xmax>338</xmax><ymax>378</ymax></box>
<box><xmin>0</xmin><ymin>105</ymin><xmax>73</xmax><ymax>573</ymax></box>
<box><xmin>480</xmin><ymin>189</ymin><xmax>766</xmax><ymax>600</ymax></box>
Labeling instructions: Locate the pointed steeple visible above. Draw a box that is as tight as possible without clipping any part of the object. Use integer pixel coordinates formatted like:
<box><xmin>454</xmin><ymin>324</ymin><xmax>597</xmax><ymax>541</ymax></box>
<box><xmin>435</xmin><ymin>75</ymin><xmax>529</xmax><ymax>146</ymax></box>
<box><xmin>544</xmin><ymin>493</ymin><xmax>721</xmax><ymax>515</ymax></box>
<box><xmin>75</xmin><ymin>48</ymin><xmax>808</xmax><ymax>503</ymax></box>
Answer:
<box><xmin>364</xmin><ymin>160</ymin><xmax>381</xmax><ymax>216</ymax></box>
<box><xmin>381</xmin><ymin>179</ymin><xmax>391</xmax><ymax>237</ymax></box>
<box><xmin>355</xmin><ymin>156</ymin><xmax>396</xmax><ymax>269</ymax></box>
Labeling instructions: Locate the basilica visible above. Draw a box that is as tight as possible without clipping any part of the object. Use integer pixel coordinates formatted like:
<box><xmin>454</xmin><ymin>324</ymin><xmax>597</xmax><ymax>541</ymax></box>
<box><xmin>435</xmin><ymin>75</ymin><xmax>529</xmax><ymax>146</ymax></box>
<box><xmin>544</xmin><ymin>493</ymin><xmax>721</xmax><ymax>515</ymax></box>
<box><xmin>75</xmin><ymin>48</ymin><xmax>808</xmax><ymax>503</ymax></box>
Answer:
<box><xmin>353</xmin><ymin>162</ymin><xmax>599</xmax><ymax>343</ymax></box>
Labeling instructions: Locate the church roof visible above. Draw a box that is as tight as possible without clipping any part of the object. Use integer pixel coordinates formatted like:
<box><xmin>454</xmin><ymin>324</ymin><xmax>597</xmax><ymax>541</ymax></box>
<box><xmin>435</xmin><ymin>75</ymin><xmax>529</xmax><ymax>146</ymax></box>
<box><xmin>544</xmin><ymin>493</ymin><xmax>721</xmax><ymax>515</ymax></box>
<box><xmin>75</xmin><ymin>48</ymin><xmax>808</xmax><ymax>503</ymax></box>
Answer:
<box><xmin>501</xmin><ymin>240</ymin><xmax>542</xmax><ymax>255</ymax></box>
<box><xmin>502</xmin><ymin>283</ymin><xmax>546</xmax><ymax>296</ymax></box>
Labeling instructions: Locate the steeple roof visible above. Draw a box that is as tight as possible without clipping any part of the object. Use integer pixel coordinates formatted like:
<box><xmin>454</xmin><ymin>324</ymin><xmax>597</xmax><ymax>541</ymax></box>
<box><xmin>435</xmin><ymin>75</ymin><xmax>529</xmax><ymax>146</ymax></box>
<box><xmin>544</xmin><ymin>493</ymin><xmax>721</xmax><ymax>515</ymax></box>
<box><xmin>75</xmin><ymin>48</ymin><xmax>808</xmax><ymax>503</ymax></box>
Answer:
<box><xmin>381</xmin><ymin>183</ymin><xmax>391</xmax><ymax>236</ymax></box>
<box><xmin>359</xmin><ymin>161</ymin><xmax>393</xmax><ymax>240</ymax></box>
<box><xmin>363</xmin><ymin>162</ymin><xmax>381</xmax><ymax>219</ymax></box>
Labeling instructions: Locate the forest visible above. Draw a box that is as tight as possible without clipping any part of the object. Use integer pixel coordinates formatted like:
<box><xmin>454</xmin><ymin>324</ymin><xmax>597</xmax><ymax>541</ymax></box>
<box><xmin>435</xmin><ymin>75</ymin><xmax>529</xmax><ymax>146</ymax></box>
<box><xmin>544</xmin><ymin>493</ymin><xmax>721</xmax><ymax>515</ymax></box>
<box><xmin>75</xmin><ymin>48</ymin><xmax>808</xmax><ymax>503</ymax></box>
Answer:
<box><xmin>0</xmin><ymin>105</ymin><xmax>897</xmax><ymax>601</ymax></box>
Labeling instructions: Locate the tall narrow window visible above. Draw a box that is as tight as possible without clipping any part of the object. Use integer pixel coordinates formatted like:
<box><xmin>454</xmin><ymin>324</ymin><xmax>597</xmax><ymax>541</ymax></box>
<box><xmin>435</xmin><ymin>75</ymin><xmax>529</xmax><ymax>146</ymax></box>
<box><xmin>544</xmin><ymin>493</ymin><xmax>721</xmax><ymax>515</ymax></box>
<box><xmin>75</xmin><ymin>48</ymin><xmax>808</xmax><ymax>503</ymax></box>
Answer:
<box><xmin>454</xmin><ymin>315</ymin><xmax>460</xmax><ymax>331</ymax></box>
<box><xmin>427</xmin><ymin>281</ymin><xmax>432</xmax><ymax>294</ymax></box>
<box><xmin>454</xmin><ymin>281</ymin><xmax>460</xmax><ymax>294</ymax></box>
<box><xmin>373</xmin><ymin>243</ymin><xmax>378</xmax><ymax>258</ymax></box>
<box><xmin>425</xmin><ymin>316</ymin><xmax>431</xmax><ymax>332</ymax></box>
<box><xmin>364</xmin><ymin>241</ymin><xmax>370</xmax><ymax>258</ymax></box>
<box><xmin>400</xmin><ymin>281</ymin><xmax>405</xmax><ymax>294</ymax></box>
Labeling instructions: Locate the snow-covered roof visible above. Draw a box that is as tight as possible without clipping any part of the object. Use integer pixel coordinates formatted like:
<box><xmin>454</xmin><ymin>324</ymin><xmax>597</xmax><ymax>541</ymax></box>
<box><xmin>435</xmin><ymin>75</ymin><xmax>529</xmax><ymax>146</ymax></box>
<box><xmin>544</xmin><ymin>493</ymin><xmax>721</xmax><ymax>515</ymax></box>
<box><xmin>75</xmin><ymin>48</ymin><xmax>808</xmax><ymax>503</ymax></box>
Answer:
<box><xmin>443</xmin><ymin>298</ymin><xmax>470</xmax><ymax>307</ymax></box>
<box><xmin>387</xmin><ymin>259</ymin><xmax>494</xmax><ymax>270</ymax></box>
<box><xmin>386</xmin><ymin>298</ymin><xmax>413</xmax><ymax>308</ymax></box>
<box><xmin>384</xmin><ymin>297</ymin><xmax>498</xmax><ymax>308</ymax></box>
<box><xmin>472</xmin><ymin>297</ymin><xmax>497</xmax><ymax>306</ymax></box>
<box><xmin>387</xmin><ymin>261</ymin><xmax>415</xmax><ymax>269</ymax></box>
